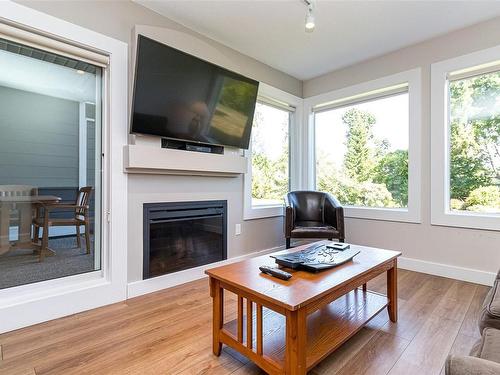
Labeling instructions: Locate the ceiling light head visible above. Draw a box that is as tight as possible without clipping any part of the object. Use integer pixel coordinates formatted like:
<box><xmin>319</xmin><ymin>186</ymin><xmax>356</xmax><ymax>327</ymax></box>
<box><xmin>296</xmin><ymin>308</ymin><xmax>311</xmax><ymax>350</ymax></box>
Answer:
<box><xmin>304</xmin><ymin>0</ymin><xmax>315</xmax><ymax>33</ymax></box>
<box><xmin>76</xmin><ymin>69</ymin><xmax>85</xmax><ymax>75</ymax></box>
<box><xmin>305</xmin><ymin>12</ymin><xmax>315</xmax><ymax>32</ymax></box>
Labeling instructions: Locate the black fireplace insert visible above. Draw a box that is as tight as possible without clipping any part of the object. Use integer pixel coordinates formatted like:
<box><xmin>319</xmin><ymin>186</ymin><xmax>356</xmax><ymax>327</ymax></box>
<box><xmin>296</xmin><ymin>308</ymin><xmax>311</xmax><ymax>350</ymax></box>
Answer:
<box><xmin>143</xmin><ymin>201</ymin><xmax>227</xmax><ymax>279</ymax></box>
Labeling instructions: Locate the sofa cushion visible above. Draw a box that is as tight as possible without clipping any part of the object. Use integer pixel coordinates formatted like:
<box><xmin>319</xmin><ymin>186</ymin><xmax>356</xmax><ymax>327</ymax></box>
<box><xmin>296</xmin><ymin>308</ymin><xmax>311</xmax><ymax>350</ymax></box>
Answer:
<box><xmin>445</xmin><ymin>355</ymin><xmax>500</xmax><ymax>375</ymax></box>
<box><xmin>479</xmin><ymin>281</ymin><xmax>500</xmax><ymax>332</ymax></box>
<box><xmin>470</xmin><ymin>327</ymin><xmax>500</xmax><ymax>364</ymax></box>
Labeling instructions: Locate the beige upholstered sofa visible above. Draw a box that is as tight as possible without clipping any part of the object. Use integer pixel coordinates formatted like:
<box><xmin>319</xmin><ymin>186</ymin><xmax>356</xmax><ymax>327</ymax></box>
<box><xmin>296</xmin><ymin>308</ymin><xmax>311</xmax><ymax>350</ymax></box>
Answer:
<box><xmin>446</xmin><ymin>272</ymin><xmax>500</xmax><ymax>375</ymax></box>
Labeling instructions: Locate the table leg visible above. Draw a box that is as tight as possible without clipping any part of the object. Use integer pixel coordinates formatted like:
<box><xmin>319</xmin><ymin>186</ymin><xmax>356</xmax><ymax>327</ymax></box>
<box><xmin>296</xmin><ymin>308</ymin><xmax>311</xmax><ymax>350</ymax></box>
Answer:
<box><xmin>387</xmin><ymin>259</ymin><xmax>398</xmax><ymax>323</ymax></box>
<box><xmin>0</xmin><ymin>204</ymin><xmax>10</xmax><ymax>254</ymax></box>
<box><xmin>285</xmin><ymin>308</ymin><xmax>307</xmax><ymax>375</ymax></box>
<box><xmin>210</xmin><ymin>277</ymin><xmax>223</xmax><ymax>356</ymax></box>
<box><xmin>18</xmin><ymin>203</ymin><xmax>32</xmax><ymax>243</ymax></box>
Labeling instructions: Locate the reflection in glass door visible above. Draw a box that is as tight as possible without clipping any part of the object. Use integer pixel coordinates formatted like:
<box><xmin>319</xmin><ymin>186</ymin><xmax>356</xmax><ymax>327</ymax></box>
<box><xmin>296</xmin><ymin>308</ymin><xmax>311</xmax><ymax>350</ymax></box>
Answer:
<box><xmin>0</xmin><ymin>38</ymin><xmax>102</xmax><ymax>289</ymax></box>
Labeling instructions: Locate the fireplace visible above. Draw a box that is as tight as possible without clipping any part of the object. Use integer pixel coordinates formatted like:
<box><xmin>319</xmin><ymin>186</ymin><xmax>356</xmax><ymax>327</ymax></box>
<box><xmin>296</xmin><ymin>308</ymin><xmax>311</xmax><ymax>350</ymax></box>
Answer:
<box><xmin>143</xmin><ymin>201</ymin><xmax>227</xmax><ymax>279</ymax></box>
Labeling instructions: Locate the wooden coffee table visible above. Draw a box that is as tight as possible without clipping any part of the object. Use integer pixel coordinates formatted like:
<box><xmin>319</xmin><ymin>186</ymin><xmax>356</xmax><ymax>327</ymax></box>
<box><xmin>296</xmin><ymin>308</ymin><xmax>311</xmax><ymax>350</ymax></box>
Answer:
<box><xmin>205</xmin><ymin>241</ymin><xmax>401</xmax><ymax>375</ymax></box>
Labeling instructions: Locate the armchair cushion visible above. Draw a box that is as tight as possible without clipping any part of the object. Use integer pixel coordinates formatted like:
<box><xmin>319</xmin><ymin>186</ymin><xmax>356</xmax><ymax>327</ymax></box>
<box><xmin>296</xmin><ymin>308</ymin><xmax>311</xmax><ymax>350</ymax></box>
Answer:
<box><xmin>479</xmin><ymin>281</ymin><xmax>500</xmax><ymax>332</ymax></box>
<box><xmin>291</xmin><ymin>221</ymin><xmax>339</xmax><ymax>239</ymax></box>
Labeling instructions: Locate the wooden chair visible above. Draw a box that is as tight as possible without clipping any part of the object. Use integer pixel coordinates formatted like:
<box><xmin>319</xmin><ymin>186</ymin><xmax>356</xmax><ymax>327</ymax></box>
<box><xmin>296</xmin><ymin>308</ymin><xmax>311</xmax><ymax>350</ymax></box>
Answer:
<box><xmin>33</xmin><ymin>186</ymin><xmax>92</xmax><ymax>262</ymax></box>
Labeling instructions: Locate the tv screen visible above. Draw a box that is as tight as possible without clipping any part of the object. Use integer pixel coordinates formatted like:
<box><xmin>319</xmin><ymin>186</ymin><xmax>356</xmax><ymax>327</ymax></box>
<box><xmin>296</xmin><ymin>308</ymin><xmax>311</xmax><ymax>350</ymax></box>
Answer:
<box><xmin>131</xmin><ymin>35</ymin><xmax>259</xmax><ymax>149</ymax></box>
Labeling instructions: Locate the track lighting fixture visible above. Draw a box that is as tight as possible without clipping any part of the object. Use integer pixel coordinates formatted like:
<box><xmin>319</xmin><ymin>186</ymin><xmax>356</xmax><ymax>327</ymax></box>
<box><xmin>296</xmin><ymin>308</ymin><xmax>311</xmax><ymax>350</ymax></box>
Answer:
<box><xmin>304</xmin><ymin>0</ymin><xmax>315</xmax><ymax>33</ymax></box>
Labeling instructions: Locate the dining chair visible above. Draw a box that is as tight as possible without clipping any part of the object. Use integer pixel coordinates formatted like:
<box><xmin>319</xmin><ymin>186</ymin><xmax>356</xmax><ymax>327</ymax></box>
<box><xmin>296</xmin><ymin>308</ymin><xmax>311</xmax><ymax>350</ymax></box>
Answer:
<box><xmin>33</xmin><ymin>186</ymin><xmax>93</xmax><ymax>262</ymax></box>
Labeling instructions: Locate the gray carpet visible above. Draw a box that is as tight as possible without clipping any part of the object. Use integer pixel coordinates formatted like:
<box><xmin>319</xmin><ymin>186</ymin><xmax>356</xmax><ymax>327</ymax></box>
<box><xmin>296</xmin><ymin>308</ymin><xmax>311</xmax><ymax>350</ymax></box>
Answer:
<box><xmin>0</xmin><ymin>236</ymin><xmax>96</xmax><ymax>289</ymax></box>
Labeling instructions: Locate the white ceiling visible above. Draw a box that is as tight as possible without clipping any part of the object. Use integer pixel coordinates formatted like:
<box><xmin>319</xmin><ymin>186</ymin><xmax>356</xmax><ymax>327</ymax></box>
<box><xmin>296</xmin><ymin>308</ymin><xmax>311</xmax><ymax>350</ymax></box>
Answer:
<box><xmin>136</xmin><ymin>0</ymin><xmax>500</xmax><ymax>80</ymax></box>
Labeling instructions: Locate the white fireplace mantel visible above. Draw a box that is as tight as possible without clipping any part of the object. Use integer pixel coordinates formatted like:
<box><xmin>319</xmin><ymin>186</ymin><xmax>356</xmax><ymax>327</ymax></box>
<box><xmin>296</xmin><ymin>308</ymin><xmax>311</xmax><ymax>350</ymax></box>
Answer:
<box><xmin>123</xmin><ymin>144</ymin><xmax>248</xmax><ymax>177</ymax></box>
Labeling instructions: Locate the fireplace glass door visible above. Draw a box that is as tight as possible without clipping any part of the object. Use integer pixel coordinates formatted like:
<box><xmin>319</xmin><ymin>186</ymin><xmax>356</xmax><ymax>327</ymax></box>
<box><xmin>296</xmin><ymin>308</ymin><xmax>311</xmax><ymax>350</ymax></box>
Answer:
<box><xmin>144</xmin><ymin>201</ymin><xmax>227</xmax><ymax>279</ymax></box>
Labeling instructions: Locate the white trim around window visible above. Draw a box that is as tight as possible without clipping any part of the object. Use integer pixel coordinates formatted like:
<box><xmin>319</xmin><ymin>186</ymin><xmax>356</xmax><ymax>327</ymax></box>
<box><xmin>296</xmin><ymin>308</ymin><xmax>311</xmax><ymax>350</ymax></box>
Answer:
<box><xmin>431</xmin><ymin>45</ymin><xmax>500</xmax><ymax>231</ymax></box>
<box><xmin>243</xmin><ymin>83</ymin><xmax>303</xmax><ymax>220</ymax></box>
<box><xmin>0</xmin><ymin>1</ymin><xmax>128</xmax><ymax>332</ymax></box>
<box><xmin>304</xmin><ymin>68</ymin><xmax>422</xmax><ymax>223</ymax></box>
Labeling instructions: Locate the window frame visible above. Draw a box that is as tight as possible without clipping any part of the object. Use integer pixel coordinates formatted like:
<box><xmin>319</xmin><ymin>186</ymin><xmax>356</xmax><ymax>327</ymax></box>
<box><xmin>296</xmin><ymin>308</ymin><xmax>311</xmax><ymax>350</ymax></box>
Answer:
<box><xmin>243</xmin><ymin>82</ymin><xmax>303</xmax><ymax>220</ymax></box>
<box><xmin>431</xmin><ymin>45</ymin><xmax>500</xmax><ymax>231</ymax></box>
<box><xmin>304</xmin><ymin>69</ymin><xmax>422</xmax><ymax>223</ymax></box>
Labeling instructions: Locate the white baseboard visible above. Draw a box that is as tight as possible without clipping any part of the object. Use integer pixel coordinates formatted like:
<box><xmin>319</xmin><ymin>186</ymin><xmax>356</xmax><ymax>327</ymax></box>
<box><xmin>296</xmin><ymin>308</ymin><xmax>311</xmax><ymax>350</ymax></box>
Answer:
<box><xmin>127</xmin><ymin>245</ymin><xmax>283</xmax><ymax>298</ymax></box>
<box><xmin>399</xmin><ymin>256</ymin><xmax>496</xmax><ymax>286</ymax></box>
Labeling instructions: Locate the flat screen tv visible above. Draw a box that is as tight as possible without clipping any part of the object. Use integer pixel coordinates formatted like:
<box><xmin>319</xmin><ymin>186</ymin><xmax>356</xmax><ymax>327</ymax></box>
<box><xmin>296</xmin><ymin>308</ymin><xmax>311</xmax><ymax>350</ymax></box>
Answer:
<box><xmin>131</xmin><ymin>35</ymin><xmax>259</xmax><ymax>150</ymax></box>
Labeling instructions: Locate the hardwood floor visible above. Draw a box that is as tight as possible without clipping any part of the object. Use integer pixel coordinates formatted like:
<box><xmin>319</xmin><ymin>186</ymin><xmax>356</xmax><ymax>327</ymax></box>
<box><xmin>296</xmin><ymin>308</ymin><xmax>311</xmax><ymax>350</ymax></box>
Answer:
<box><xmin>0</xmin><ymin>269</ymin><xmax>489</xmax><ymax>375</ymax></box>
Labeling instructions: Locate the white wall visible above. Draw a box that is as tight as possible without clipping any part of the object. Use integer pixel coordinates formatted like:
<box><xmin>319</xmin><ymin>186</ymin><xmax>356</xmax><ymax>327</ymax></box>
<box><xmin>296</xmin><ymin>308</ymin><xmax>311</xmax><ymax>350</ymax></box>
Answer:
<box><xmin>303</xmin><ymin>16</ymin><xmax>500</xmax><ymax>282</ymax></box>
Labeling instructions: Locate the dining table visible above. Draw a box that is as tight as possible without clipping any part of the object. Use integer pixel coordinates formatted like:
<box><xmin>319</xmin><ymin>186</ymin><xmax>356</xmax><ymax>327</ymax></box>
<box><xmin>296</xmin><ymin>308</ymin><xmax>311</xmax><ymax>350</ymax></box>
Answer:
<box><xmin>0</xmin><ymin>195</ymin><xmax>61</xmax><ymax>256</ymax></box>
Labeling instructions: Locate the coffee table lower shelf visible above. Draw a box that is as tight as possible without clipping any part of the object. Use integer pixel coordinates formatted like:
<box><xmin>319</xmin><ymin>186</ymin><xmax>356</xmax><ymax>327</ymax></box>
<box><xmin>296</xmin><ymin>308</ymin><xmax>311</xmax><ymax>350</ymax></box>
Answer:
<box><xmin>221</xmin><ymin>289</ymin><xmax>388</xmax><ymax>372</ymax></box>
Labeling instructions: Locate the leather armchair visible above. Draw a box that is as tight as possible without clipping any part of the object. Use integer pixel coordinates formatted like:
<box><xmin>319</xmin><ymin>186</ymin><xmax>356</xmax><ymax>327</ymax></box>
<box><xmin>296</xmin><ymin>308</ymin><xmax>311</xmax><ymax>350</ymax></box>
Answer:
<box><xmin>284</xmin><ymin>191</ymin><xmax>345</xmax><ymax>249</ymax></box>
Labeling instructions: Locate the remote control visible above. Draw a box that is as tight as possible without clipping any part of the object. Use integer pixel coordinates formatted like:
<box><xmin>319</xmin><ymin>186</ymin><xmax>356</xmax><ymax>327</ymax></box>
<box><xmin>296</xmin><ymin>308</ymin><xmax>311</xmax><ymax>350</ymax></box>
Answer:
<box><xmin>259</xmin><ymin>266</ymin><xmax>292</xmax><ymax>280</ymax></box>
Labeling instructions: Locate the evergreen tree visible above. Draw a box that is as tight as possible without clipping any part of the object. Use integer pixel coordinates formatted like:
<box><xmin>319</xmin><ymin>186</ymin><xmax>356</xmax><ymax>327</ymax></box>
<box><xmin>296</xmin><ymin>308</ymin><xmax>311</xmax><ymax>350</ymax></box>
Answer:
<box><xmin>342</xmin><ymin>108</ymin><xmax>376</xmax><ymax>182</ymax></box>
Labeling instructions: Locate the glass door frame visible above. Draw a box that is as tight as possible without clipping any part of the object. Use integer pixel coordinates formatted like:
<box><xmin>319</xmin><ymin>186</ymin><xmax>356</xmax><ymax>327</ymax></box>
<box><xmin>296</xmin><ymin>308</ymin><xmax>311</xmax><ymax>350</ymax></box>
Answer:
<box><xmin>0</xmin><ymin>2</ymin><xmax>128</xmax><ymax>333</ymax></box>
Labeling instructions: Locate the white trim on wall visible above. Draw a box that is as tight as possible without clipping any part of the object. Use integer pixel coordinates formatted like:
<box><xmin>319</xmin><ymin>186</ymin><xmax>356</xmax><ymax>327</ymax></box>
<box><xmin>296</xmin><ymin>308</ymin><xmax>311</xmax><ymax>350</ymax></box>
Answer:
<box><xmin>243</xmin><ymin>82</ymin><xmax>303</xmax><ymax>220</ymax></box>
<box><xmin>399</xmin><ymin>256</ymin><xmax>496</xmax><ymax>286</ymax></box>
<box><xmin>303</xmin><ymin>68</ymin><xmax>422</xmax><ymax>224</ymax></box>
<box><xmin>431</xmin><ymin>44</ymin><xmax>500</xmax><ymax>231</ymax></box>
<box><xmin>0</xmin><ymin>1</ymin><xmax>128</xmax><ymax>333</ymax></box>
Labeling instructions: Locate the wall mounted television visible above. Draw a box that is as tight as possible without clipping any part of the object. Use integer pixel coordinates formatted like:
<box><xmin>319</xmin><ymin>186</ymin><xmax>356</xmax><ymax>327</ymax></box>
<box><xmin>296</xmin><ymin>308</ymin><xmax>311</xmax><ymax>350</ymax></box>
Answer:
<box><xmin>131</xmin><ymin>35</ymin><xmax>259</xmax><ymax>150</ymax></box>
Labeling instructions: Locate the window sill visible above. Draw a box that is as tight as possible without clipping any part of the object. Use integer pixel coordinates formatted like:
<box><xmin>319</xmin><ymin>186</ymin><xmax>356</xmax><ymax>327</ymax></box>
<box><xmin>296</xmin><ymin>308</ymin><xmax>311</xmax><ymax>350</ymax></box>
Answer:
<box><xmin>431</xmin><ymin>210</ymin><xmax>500</xmax><ymax>231</ymax></box>
<box><xmin>345</xmin><ymin>206</ymin><xmax>421</xmax><ymax>224</ymax></box>
<box><xmin>244</xmin><ymin>205</ymin><xmax>284</xmax><ymax>221</ymax></box>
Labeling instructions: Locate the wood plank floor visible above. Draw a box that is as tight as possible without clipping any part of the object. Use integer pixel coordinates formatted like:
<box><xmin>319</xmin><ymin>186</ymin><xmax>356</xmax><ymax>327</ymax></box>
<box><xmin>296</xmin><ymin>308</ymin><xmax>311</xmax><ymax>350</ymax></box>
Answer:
<box><xmin>0</xmin><ymin>269</ymin><xmax>489</xmax><ymax>375</ymax></box>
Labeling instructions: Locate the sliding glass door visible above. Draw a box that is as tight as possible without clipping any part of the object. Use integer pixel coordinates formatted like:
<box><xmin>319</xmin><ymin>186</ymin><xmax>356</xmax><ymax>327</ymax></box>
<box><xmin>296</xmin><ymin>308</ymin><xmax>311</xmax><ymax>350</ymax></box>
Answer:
<box><xmin>0</xmin><ymin>38</ymin><xmax>102</xmax><ymax>289</ymax></box>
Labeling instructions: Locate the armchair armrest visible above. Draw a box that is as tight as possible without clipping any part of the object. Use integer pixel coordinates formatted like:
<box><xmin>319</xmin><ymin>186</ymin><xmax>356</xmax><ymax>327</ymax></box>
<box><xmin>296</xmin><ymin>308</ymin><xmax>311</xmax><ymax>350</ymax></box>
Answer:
<box><xmin>285</xmin><ymin>206</ymin><xmax>294</xmax><ymax>237</ymax></box>
<box><xmin>446</xmin><ymin>355</ymin><xmax>500</xmax><ymax>375</ymax></box>
<box><xmin>324</xmin><ymin>194</ymin><xmax>345</xmax><ymax>241</ymax></box>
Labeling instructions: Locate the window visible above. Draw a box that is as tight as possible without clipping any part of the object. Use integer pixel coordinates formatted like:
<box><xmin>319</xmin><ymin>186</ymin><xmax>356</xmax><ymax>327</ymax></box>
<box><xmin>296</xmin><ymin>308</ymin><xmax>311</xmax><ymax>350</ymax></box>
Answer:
<box><xmin>431</xmin><ymin>46</ymin><xmax>500</xmax><ymax>230</ymax></box>
<box><xmin>244</xmin><ymin>83</ymin><xmax>301</xmax><ymax>220</ymax></box>
<box><xmin>306</xmin><ymin>69</ymin><xmax>421</xmax><ymax>223</ymax></box>
<box><xmin>315</xmin><ymin>91</ymin><xmax>409</xmax><ymax>209</ymax></box>
<box><xmin>251</xmin><ymin>101</ymin><xmax>290</xmax><ymax>206</ymax></box>
<box><xmin>0</xmin><ymin>37</ymin><xmax>103</xmax><ymax>289</ymax></box>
